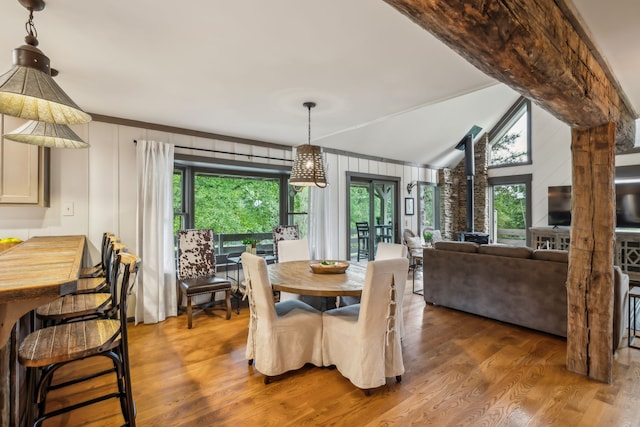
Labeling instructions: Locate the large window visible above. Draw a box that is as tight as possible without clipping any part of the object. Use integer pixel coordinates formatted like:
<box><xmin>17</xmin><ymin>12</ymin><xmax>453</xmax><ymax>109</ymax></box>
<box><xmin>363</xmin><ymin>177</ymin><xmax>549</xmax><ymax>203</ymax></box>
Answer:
<box><xmin>489</xmin><ymin>175</ymin><xmax>532</xmax><ymax>246</ymax></box>
<box><xmin>488</xmin><ymin>97</ymin><xmax>531</xmax><ymax>167</ymax></box>
<box><xmin>173</xmin><ymin>160</ymin><xmax>305</xmax><ymax>254</ymax></box>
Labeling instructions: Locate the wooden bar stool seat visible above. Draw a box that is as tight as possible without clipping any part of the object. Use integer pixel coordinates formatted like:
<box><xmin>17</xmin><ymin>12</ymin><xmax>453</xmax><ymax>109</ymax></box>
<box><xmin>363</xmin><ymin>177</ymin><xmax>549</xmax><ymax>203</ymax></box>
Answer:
<box><xmin>74</xmin><ymin>276</ymin><xmax>108</xmax><ymax>294</ymax></box>
<box><xmin>35</xmin><ymin>293</ymin><xmax>112</xmax><ymax>324</ymax></box>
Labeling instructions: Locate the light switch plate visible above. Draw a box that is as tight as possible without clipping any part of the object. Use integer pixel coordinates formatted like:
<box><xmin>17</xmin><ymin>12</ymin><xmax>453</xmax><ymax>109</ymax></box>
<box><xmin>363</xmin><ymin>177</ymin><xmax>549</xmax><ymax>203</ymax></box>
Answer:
<box><xmin>63</xmin><ymin>202</ymin><xmax>74</xmax><ymax>216</ymax></box>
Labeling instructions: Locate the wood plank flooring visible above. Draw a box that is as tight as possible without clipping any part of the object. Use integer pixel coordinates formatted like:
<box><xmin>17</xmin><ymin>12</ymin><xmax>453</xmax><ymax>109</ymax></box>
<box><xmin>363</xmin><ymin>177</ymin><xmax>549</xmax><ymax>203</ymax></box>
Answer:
<box><xmin>39</xmin><ymin>275</ymin><xmax>640</xmax><ymax>426</ymax></box>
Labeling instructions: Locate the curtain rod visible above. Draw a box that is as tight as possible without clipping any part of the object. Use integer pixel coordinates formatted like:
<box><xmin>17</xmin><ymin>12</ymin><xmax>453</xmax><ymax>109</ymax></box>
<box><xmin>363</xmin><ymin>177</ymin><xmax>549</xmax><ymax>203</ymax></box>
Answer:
<box><xmin>133</xmin><ymin>140</ymin><xmax>293</xmax><ymax>163</ymax></box>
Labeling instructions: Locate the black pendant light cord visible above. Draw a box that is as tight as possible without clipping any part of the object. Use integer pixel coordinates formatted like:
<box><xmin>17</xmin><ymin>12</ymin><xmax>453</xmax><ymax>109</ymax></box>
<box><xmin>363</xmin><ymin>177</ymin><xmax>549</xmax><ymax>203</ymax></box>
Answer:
<box><xmin>302</xmin><ymin>101</ymin><xmax>326</xmax><ymax>189</ymax></box>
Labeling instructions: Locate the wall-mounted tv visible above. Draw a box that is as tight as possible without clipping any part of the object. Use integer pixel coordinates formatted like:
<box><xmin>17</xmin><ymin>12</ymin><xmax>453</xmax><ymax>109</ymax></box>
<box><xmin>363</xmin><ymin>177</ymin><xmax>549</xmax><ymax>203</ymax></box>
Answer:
<box><xmin>616</xmin><ymin>182</ymin><xmax>640</xmax><ymax>228</ymax></box>
<box><xmin>547</xmin><ymin>182</ymin><xmax>640</xmax><ymax>228</ymax></box>
<box><xmin>548</xmin><ymin>185</ymin><xmax>571</xmax><ymax>226</ymax></box>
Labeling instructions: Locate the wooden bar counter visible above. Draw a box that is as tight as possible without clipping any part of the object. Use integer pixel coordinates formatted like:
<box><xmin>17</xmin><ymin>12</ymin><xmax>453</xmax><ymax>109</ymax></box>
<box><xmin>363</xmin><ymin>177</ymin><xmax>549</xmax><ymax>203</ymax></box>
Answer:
<box><xmin>0</xmin><ymin>235</ymin><xmax>85</xmax><ymax>347</ymax></box>
<box><xmin>0</xmin><ymin>235</ymin><xmax>85</xmax><ymax>426</ymax></box>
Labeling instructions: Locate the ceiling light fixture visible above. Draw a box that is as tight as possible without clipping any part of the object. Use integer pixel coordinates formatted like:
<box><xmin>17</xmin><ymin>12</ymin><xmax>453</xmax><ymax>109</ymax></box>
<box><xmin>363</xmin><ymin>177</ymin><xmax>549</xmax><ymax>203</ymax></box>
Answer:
<box><xmin>4</xmin><ymin>120</ymin><xmax>88</xmax><ymax>148</ymax></box>
<box><xmin>289</xmin><ymin>101</ymin><xmax>328</xmax><ymax>189</ymax></box>
<box><xmin>0</xmin><ymin>0</ymin><xmax>91</xmax><ymax>147</ymax></box>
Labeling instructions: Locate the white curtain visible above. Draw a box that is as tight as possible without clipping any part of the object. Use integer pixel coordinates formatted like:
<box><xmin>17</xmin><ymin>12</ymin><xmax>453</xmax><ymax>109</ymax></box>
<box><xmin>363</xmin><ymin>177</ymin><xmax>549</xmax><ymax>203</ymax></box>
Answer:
<box><xmin>135</xmin><ymin>140</ymin><xmax>177</xmax><ymax>324</ymax></box>
<box><xmin>309</xmin><ymin>184</ymin><xmax>338</xmax><ymax>260</ymax></box>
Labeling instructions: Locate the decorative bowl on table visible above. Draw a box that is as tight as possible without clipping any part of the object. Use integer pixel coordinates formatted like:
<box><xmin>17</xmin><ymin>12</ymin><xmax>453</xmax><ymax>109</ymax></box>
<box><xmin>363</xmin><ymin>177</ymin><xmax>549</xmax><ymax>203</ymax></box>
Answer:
<box><xmin>309</xmin><ymin>260</ymin><xmax>350</xmax><ymax>274</ymax></box>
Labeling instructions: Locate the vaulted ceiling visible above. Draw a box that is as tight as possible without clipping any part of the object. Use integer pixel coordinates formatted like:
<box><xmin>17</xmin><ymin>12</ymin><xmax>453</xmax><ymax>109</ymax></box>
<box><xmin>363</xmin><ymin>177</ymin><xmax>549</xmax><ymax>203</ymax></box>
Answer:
<box><xmin>0</xmin><ymin>0</ymin><xmax>637</xmax><ymax>167</ymax></box>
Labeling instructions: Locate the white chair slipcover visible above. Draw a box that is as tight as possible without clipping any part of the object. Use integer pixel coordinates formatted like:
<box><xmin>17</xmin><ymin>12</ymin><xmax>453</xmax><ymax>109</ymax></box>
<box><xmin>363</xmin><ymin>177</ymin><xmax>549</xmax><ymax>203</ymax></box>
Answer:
<box><xmin>277</xmin><ymin>239</ymin><xmax>310</xmax><ymax>262</ymax></box>
<box><xmin>375</xmin><ymin>242</ymin><xmax>408</xmax><ymax>260</ymax></box>
<box><xmin>321</xmin><ymin>257</ymin><xmax>409</xmax><ymax>391</ymax></box>
<box><xmin>241</xmin><ymin>252</ymin><xmax>323</xmax><ymax>379</ymax></box>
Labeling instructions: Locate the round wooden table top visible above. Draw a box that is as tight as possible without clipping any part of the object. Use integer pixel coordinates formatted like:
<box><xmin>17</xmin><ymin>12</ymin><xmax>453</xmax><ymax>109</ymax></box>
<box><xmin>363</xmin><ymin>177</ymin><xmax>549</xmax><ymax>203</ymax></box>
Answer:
<box><xmin>268</xmin><ymin>260</ymin><xmax>366</xmax><ymax>297</ymax></box>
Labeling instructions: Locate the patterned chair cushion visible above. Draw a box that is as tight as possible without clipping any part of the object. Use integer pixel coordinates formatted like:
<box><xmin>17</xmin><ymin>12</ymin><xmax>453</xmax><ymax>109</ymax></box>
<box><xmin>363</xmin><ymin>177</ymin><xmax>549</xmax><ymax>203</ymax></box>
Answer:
<box><xmin>177</xmin><ymin>229</ymin><xmax>216</xmax><ymax>279</ymax></box>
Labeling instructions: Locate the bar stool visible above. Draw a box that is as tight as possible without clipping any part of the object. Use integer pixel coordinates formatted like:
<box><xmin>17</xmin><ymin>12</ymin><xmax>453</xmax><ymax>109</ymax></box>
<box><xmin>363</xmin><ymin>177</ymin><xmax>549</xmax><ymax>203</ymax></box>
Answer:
<box><xmin>19</xmin><ymin>253</ymin><xmax>140</xmax><ymax>427</ymax></box>
<box><xmin>356</xmin><ymin>222</ymin><xmax>370</xmax><ymax>261</ymax></box>
<box><xmin>79</xmin><ymin>232</ymin><xmax>116</xmax><ymax>278</ymax></box>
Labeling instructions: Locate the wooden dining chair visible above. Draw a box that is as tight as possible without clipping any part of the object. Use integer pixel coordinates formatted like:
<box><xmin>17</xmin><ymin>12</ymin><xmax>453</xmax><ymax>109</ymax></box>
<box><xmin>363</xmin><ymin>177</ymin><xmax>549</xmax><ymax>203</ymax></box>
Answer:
<box><xmin>19</xmin><ymin>252</ymin><xmax>140</xmax><ymax>427</ymax></box>
<box><xmin>176</xmin><ymin>229</ymin><xmax>232</xmax><ymax>329</ymax></box>
<box><xmin>241</xmin><ymin>252</ymin><xmax>323</xmax><ymax>384</ymax></box>
<box><xmin>322</xmin><ymin>257</ymin><xmax>409</xmax><ymax>395</ymax></box>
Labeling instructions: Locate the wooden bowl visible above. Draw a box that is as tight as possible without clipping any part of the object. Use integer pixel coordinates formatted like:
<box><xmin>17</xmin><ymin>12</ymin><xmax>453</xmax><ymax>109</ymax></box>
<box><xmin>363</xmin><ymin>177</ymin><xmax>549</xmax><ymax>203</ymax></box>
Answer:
<box><xmin>309</xmin><ymin>261</ymin><xmax>350</xmax><ymax>274</ymax></box>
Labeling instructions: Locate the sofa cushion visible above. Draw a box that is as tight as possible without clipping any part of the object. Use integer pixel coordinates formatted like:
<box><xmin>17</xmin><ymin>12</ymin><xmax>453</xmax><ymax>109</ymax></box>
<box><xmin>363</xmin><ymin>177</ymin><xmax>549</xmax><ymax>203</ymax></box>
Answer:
<box><xmin>532</xmin><ymin>249</ymin><xmax>569</xmax><ymax>263</ymax></box>
<box><xmin>478</xmin><ymin>244</ymin><xmax>533</xmax><ymax>259</ymax></box>
<box><xmin>434</xmin><ymin>241</ymin><xmax>478</xmax><ymax>253</ymax></box>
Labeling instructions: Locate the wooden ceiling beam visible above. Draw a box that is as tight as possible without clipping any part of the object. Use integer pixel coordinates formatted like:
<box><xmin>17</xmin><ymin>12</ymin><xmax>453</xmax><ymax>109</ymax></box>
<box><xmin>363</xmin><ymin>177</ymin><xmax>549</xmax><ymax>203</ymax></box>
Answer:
<box><xmin>383</xmin><ymin>0</ymin><xmax>636</xmax><ymax>150</ymax></box>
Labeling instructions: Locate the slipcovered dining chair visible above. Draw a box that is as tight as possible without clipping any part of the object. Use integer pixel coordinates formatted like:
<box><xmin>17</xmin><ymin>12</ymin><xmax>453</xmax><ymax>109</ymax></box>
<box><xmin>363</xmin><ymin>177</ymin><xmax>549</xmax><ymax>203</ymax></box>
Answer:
<box><xmin>276</xmin><ymin>239</ymin><xmax>309</xmax><ymax>303</ymax></box>
<box><xmin>241</xmin><ymin>252</ymin><xmax>323</xmax><ymax>384</ymax></box>
<box><xmin>322</xmin><ymin>257</ymin><xmax>409</xmax><ymax>394</ymax></box>
<box><xmin>177</xmin><ymin>229</ymin><xmax>232</xmax><ymax>329</ymax></box>
<box><xmin>375</xmin><ymin>242</ymin><xmax>408</xmax><ymax>260</ymax></box>
<box><xmin>277</xmin><ymin>239</ymin><xmax>310</xmax><ymax>262</ymax></box>
<box><xmin>374</xmin><ymin>242</ymin><xmax>409</xmax><ymax>338</ymax></box>
<box><xmin>272</xmin><ymin>224</ymin><xmax>300</xmax><ymax>262</ymax></box>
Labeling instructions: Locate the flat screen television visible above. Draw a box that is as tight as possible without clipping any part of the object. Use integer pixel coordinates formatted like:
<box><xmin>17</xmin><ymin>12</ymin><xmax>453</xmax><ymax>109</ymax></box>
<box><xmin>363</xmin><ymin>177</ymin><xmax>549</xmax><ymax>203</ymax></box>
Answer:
<box><xmin>616</xmin><ymin>182</ymin><xmax>640</xmax><ymax>228</ymax></box>
<box><xmin>548</xmin><ymin>185</ymin><xmax>572</xmax><ymax>226</ymax></box>
<box><xmin>548</xmin><ymin>182</ymin><xmax>640</xmax><ymax>228</ymax></box>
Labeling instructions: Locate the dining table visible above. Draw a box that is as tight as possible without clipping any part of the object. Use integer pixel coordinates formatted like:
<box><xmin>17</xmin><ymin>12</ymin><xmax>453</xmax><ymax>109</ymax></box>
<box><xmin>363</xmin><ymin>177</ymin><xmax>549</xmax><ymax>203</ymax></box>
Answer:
<box><xmin>0</xmin><ymin>235</ymin><xmax>85</xmax><ymax>347</ymax></box>
<box><xmin>268</xmin><ymin>260</ymin><xmax>366</xmax><ymax>297</ymax></box>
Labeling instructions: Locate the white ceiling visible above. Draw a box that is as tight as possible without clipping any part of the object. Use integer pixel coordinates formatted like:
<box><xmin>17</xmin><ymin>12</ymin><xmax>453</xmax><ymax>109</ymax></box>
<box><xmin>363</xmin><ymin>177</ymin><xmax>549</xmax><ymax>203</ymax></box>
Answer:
<box><xmin>0</xmin><ymin>0</ymin><xmax>638</xmax><ymax>167</ymax></box>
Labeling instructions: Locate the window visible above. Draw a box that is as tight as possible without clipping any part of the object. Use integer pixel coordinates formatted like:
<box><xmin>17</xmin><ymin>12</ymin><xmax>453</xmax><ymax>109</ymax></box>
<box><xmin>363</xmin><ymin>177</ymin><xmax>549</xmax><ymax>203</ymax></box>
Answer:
<box><xmin>417</xmin><ymin>182</ymin><xmax>439</xmax><ymax>233</ymax></box>
<box><xmin>173</xmin><ymin>159</ymin><xmax>303</xmax><ymax>253</ymax></box>
<box><xmin>488</xmin><ymin>97</ymin><xmax>531</xmax><ymax>167</ymax></box>
<box><xmin>173</xmin><ymin>168</ymin><xmax>186</xmax><ymax>234</ymax></box>
<box><xmin>489</xmin><ymin>174</ymin><xmax>532</xmax><ymax>246</ymax></box>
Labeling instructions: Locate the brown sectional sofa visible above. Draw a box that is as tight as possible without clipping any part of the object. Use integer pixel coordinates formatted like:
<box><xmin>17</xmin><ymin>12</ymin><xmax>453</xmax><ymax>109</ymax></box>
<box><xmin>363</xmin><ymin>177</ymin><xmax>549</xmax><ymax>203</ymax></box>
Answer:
<box><xmin>423</xmin><ymin>241</ymin><xmax>629</xmax><ymax>350</ymax></box>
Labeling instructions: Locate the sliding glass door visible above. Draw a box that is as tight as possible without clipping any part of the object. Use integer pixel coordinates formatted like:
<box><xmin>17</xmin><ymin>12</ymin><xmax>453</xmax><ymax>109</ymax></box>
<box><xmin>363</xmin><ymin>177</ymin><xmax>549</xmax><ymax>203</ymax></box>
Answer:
<box><xmin>347</xmin><ymin>173</ymin><xmax>399</xmax><ymax>262</ymax></box>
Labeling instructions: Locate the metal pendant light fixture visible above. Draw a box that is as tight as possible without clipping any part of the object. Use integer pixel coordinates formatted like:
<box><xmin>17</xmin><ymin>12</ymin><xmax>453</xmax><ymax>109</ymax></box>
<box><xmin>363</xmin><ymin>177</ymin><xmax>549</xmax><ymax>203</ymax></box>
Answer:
<box><xmin>4</xmin><ymin>120</ymin><xmax>88</xmax><ymax>148</ymax></box>
<box><xmin>289</xmin><ymin>102</ymin><xmax>328</xmax><ymax>188</ymax></box>
<box><xmin>0</xmin><ymin>0</ymin><xmax>91</xmax><ymax>147</ymax></box>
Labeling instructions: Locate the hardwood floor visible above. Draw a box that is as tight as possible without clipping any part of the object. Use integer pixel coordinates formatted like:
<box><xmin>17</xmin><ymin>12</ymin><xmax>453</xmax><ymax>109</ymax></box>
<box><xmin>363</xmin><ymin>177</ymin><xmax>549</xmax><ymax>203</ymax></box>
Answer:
<box><xmin>40</xmin><ymin>275</ymin><xmax>640</xmax><ymax>426</ymax></box>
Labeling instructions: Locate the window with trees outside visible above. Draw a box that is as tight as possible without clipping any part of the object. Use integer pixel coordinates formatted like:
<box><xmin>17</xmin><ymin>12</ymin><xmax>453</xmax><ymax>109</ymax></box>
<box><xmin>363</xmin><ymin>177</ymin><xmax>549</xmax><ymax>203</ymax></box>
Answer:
<box><xmin>489</xmin><ymin>174</ymin><xmax>532</xmax><ymax>247</ymax></box>
<box><xmin>417</xmin><ymin>182</ymin><xmax>439</xmax><ymax>235</ymax></box>
<box><xmin>488</xmin><ymin>97</ymin><xmax>531</xmax><ymax>167</ymax></box>
<box><xmin>173</xmin><ymin>162</ymin><xmax>306</xmax><ymax>255</ymax></box>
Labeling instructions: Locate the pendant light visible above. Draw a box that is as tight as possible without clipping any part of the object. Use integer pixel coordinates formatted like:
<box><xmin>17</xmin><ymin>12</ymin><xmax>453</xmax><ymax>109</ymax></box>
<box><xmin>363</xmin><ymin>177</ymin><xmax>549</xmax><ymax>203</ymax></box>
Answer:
<box><xmin>289</xmin><ymin>102</ymin><xmax>328</xmax><ymax>188</ymax></box>
<box><xmin>4</xmin><ymin>120</ymin><xmax>88</xmax><ymax>148</ymax></box>
<box><xmin>0</xmin><ymin>0</ymin><xmax>91</xmax><ymax>148</ymax></box>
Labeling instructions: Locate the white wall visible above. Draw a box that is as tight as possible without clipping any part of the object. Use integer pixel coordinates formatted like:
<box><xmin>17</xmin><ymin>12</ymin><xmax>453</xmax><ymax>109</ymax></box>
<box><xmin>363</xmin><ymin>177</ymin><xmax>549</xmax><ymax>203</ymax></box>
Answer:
<box><xmin>0</xmin><ymin>119</ymin><xmax>433</xmax><ymax>263</ymax></box>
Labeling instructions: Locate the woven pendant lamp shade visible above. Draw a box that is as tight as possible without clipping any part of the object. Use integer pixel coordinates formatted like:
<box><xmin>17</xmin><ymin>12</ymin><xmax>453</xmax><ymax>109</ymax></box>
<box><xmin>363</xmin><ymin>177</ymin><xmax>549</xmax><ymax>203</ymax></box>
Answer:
<box><xmin>289</xmin><ymin>144</ymin><xmax>327</xmax><ymax>187</ymax></box>
<box><xmin>288</xmin><ymin>101</ymin><xmax>327</xmax><ymax>188</ymax></box>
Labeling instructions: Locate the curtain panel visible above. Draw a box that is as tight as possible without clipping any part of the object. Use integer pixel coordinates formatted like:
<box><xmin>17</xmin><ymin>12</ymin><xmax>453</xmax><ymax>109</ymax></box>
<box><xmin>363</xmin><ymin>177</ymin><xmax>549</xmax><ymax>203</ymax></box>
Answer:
<box><xmin>136</xmin><ymin>140</ymin><xmax>177</xmax><ymax>324</ymax></box>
